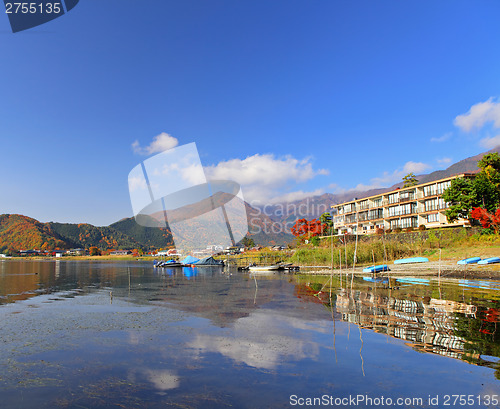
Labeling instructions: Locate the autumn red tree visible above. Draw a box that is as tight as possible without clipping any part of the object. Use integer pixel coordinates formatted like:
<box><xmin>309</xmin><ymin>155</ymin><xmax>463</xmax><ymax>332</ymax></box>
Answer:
<box><xmin>470</xmin><ymin>207</ymin><xmax>500</xmax><ymax>233</ymax></box>
<box><xmin>291</xmin><ymin>218</ymin><xmax>327</xmax><ymax>238</ymax></box>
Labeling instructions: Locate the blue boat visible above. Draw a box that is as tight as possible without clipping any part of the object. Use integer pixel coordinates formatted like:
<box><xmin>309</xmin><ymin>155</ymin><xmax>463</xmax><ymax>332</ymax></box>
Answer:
<box><xmin>457</xmin><ymin>257</ymin><xmax>481</xmax><ymax>265</ymax></box>
<box><xmin>362</xmin><ymin>265</ymin><xmax>390</xmax><ymax>273</ymax></box>
<box><xmin>394</xmin><ymin>257</ymin><xmax>429</xmax><ymax>264</ymax></box>
<box><xmin>477</xmin><ymin>257</ymin><xmax>500</xmax><ymax>265</ymax></box>
<box><xmin>181</xmin><ymin>255</ymin><xmax>200</xmax><ymax>265</ymax></box>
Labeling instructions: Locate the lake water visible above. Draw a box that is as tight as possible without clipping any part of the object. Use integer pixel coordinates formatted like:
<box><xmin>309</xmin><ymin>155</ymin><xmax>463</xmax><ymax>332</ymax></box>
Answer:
<box><xmin>0</xmin><ymin>260</ymin><xmax>499</xmax><ymax>408</ymax></box>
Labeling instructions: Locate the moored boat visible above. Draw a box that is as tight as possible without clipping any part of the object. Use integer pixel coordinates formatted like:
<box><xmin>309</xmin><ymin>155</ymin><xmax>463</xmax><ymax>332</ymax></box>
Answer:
<box><xmin>156</xmin><ymin>259</ymin><xmax>183</xmax><ymax>267</ymax></box>
<box><xmin>394</xmin><ymin>257</ymin><xmax>429</xmax><ymax>264</ymax></box>
<box><xmin>193</xmin><ymin>256</ymin><xmax>224</xmax><ymax>266</ymax></box>
<box><xmin>477</xmin><ymin>257</ymin><xmax>500</xmax><ymax>265</ymax></box>
<box><xmin>457</xmin><ymin>257</ymin><xmax>482</xmax><ymax>265</ymax></box>
<box><xmin>362</xmin><ymin>264</ymin><xmax>390</xmax><ymax>273</ymax></box>
<box><xmin>248</xmin><ymin>265</ymin><xmax>283</xmax><ymax>272</ymax></box>
<box><xmin>181</xmin><ymin>255</ymin><xmax>200</xmax><ymax>266</ymax></box>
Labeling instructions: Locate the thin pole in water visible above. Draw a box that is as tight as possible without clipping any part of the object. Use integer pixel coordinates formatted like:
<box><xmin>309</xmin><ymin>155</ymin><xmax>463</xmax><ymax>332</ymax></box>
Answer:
<box><xmin>331</xmin><ymin>232</ymin><xmax>334</xmax><ymax>272</ymax></box>
<box><xmin>372</xmin><ymin>249</ymin><xmax>375</xmax><ymax>277</ymax></box>
<box><xmin>438</xmin><ymin>248</ymin><xmax>442</xmax><ymax>283</ymax></box>
<box><xmin>339</xmin><ymin>249</ymin><xmax>342</xmax><ymax>289</ymax></box>
<box><xmin>352</xmin><ymin>210</ymin><xmax>359</xmax><ymax>272</ymax></box>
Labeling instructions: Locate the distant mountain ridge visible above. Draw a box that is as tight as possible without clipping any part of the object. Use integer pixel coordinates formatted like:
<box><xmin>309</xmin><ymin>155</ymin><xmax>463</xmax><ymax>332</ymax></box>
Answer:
<box><xmin>1</xmin><ymin>147</ymin><xmax>497</xmax><ymax>251</ymax></box>
<box><xmin>0</xmin><ymin>201</ymin><xmax>294</xmax><ymax>251</ymax></box>
<box><xmin>258</xmin><ymin>146</ymin><xmax>500</xmax><ymax>225</ymax></box>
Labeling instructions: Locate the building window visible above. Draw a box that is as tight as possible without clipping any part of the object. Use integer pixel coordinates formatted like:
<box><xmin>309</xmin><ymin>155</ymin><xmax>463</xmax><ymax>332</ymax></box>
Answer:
<box><xmin>400</xmin><ymin>191</ymin><xmax>415</xmax><ymax>201</ymax></box>
<box><xmin>388</xmin><ymin>193</ymin><xmax>398</xmax><ymax>204</ymax></box>
<box><xmin>358</xmin><ymin>200</ymin><xmax>369</xmax><ymax>210</ymax></box>
<box><xmin>424</xmin><ymin>185</ymin><xmax>437</xmax><ymax>197</ymax></box>
<box><xmin>390</xmin><ymin>217</ymin><xmax>417</xmax><ymax>229</ymax></box>
<box><xmin>427</xmin><ymin>213</ymin><xmax>439</xmax><ymax>223</ymax></box>
<box><xmin>387</xmin><ymin>203</ymin><xmax>416</xmax><ymax>217</ymax></box>
<box><xmin>425</xmin><ymin>198</ymin><xmax>447</xmax><ymax>211</ymax></box>
<box><xmin>436</xmin><ymin>181</ymin><xmax>451</xmax><ymax>195</ymax></box>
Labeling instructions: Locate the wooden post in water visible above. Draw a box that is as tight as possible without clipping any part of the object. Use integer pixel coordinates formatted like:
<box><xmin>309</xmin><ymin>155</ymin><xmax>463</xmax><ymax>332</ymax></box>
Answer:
<box><xmin>352</xmin><ymin>210</ymin><xmax>359</xmax><ymax>272</ymax></box>
<box><xmin>339</xmin><ymin>249</ymin><xmax>342</xmax><ymax>289</ymax></box>
<box><xmin>331</xmin><ymin>232</ymin><xmax>334</xmax><ymax>271</ymax></box>
<box><xmin>438</xmin><ymin>248</ymin><xmax>442</xmax><ymax>283</ymax></box>
<box><xmin>344</xmin><ymin>237</ymin><xmax>348</xmax><ymax>269</ymax></box>
<box><xmin>372</xmin><ymin>249</ymin><xmax>376</xmax><ymax>277</ymax></box>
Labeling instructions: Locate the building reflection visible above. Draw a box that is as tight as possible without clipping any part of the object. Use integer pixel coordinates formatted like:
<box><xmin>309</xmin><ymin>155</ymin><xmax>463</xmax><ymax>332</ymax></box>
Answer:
<box><xmin>336</xmin><ymin>289</ymin><xmax>476</xmax><ymax>360</ymax></box>
<box><xmin>294</xmin><ymin>279</ymin><xmax>500</xmax><ymax>376</ymax></box>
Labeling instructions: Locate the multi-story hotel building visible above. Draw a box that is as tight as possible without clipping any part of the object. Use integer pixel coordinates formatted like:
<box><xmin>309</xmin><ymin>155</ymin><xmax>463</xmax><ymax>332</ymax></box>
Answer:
<box><xmin>332</xmin><ymin>173</ymin><xmax>475</xmax><ymax>235</ymax></box>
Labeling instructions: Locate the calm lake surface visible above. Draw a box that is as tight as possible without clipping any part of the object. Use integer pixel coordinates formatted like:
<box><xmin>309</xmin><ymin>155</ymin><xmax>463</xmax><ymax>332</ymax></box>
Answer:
<box><xmin>1</xmin><ymin>260</ymin><xmax>499</xmax><ymax>408</ymax></box>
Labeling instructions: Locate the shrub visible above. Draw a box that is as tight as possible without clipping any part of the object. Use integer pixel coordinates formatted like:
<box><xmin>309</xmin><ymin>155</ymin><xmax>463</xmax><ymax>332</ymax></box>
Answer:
<box><xmin>385</xmin><ymin>229</ymin><xmax>392</xmax><ymax>234</ymax></box>
<box><xmin>375</xmin><ymin>227</ymin><xmax>384</xmax><ymax>235</ymax></box>
<box><xmin>394</xmin><ymin>227</ymin><xmax>402</xmax><ymax>233</ymax></box>
<box><xmin>405</xmin><ymin>227</ymin><xmax>414</xmax><ymax>233</ymax></box>
<box><xmin>418</xmin><ymin>224</ymin><xmax>426</xmax><ymax>231</ymax></box>
<box><xmin>311</xmin><ymin>236</ymin><xmax>320</xmax><ymax>246</ymax></box>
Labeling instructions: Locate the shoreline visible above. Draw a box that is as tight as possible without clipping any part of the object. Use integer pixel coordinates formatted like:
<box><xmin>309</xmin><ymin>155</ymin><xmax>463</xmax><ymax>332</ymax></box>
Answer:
<box><xmin>4</xmin><ymin>256</ymin><xmax>500</xmax><ymax>280</ymax></box>
<box><xmin>298</xmin><ymin>260</ymin><xmax>500</xmax><ymax>279</ymax></box>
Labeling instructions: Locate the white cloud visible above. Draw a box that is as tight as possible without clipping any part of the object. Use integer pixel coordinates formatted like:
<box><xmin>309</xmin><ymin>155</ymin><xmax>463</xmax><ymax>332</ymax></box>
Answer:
<box><xmin>270</xmin><ymin>188</ymin><xmax>325</xmax><ymax>204</ymax></box>
<box><xmin>437</xmin><ymin>157</ymin><xmax>452</xmax><ymax>165</ymax></box>
<box><xmin>454</xmin><ymin>98</ymin><xmax>500</xmax><ymax>133</ymax></box>
<box><xmin>479</xmin><ymin>135</ymin><xmax>500</xmax><ymax>149</ymax></box>
<box><xmin>132</xmin><ymin>132</ymin><xmax>179</xmax><ymax>155</ymax></box>
<box><xmin>430</xmin><ymin>132</ymin><xmax>452</xmax><ymax>143</ymax></box>
<box><xmin>144</xmin><ymin>369</ymin><xmax>180</xmax><ymax>391</ymax></box>
<box><xmin>128</xmin><ymin>175</ymin><xmax>148</xmax><ymax>192</ymax></box>
<box><xmin>187</xmin><ymin>311</ymin><xmax>326</xmax><ymax>369</ymax></box>
<box><xmin>205</xmin><ymin>154</ymin><xmax>329</xmax><ymax>203</ymax></box>
<box><xmin>340</xmin><ymin>161</ymin><xmax>432</xmax><ymax>192</ymax></box>
<box><xmin>371</xmin><ymin>161</ymin><xmax>431</xmax><ymax>187</ymax></box>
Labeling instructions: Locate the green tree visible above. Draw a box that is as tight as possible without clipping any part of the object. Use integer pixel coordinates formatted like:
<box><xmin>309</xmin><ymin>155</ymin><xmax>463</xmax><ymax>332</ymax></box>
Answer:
<box><xmin>402</xmin><ymin>173</ymin><xmax>418</xmax><ymax>188</ymax></box>
<box><xmin>240</xmin><ymin>236</ymin><xmax>255</xmax><ymax>248</ymax></box>
<box><xmin>478</xmin><ymin>152</ymin><xmax>500</xmax><ymax>174</ymax></box>
<box><xmin>443</xmin><ymin>152</ymin><xmax>500</xmax><ymax>222</ymax></box>
<box><xmin>442</xmin><ymin>177</ymin><xmax>476</xmax><ymax>222</ymax></box>
<box><xmin>310</xmin><ymin>236</ymin><xmax>320</xmax><ymax>246</ymax></box>
<box><xmin>319</xmin><ymin>212</ymin><xmax>333</xmax><ymax>234</ymax></box>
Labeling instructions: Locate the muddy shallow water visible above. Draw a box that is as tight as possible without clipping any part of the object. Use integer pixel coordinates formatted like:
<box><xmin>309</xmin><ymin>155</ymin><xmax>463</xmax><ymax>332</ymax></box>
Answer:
<box><xmin>0</xmin><ymin>260</ymin><xmax>499</xmax><ymax>408</ymax></box>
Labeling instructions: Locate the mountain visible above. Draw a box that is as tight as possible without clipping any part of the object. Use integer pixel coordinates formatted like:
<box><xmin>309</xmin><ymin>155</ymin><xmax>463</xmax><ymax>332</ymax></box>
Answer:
<box><xmin>48</xmin><ymin>222</ymin><xmax>144</xmax><ymax>250</ymax></box>
<box><xmin>0</xmin><ymin>214</ymin><xmax>68</xmax><ymax>251</ymax></box>
<box><xmin>0</xmin><ymin>197</ymin><xmax>294</xmax><ymax>251</ymax></box>
<box><xmin>110</xmin><ymin>217</ymin><xmax>174</xmax><ymax>248</ymax></box>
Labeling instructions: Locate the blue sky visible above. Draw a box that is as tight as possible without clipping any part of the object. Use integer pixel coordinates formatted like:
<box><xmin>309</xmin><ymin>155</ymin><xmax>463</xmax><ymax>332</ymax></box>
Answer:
<box><xmin>1</xmin><ymin>0</ymin><xmax>500</xmax><ymax>225</ymax></box>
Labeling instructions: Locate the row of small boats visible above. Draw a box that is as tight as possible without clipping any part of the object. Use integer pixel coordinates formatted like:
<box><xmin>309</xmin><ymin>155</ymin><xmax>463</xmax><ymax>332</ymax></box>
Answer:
<box><xmin>457</xmin><ymin>256</ymin><xmax>500</xmax><ymax>265</ymax></box>
<box><xmin>363</xmin><ymin>255</ymin><xmax>500</xmax><ymax>273</ymax></box>
<box><xmin>154</xmin><ymin>255</ymin><xmax>224</xmax><ymax>268</ymax></box>
<box><xmin>362</xmin><ymin>256</ymin><xmax>429</xmax><ymax>273</ymax></box>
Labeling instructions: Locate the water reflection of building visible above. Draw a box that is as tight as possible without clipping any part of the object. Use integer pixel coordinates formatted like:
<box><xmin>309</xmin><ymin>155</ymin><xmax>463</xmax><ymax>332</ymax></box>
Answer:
<box><xmin>336</xmin><ymin>289</ymin><xmax>478</xmax><ymax>361</ymax></box>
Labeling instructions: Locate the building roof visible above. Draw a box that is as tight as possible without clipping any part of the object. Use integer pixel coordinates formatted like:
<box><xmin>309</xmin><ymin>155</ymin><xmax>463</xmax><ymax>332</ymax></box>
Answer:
<box><xmin>331</xmin><ymin>173</ymin><xmax>475</xmax><ymax>208</ymax></box>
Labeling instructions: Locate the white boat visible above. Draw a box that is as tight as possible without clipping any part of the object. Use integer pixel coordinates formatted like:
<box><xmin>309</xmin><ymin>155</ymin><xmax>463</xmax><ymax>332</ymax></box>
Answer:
<box><xmin>248</xmin><ymin>265</ymin><xmax>283</xmax><ymax>272</ymax></box>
